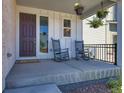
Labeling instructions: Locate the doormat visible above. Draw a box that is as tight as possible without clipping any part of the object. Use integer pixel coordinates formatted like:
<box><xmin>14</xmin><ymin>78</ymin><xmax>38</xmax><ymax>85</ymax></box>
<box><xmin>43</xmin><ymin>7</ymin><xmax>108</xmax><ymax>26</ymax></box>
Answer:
<box><xmin>16</xmin><ymin>59</ymin><xmax>40</xmax><ymax>64</ymax></box>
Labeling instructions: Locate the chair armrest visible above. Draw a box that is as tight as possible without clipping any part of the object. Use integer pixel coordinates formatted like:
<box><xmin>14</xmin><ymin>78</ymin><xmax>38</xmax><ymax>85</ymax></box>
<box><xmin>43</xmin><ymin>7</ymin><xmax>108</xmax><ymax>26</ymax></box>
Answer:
<box><xmin>84</xmin><ymin>48</ymin><xmax>89</xmax><ymax>51</ymax></box>
<box><xmin>54</xmin><ymin>51</ymin><xmax>61</xmax><ymax>54</ymax></box>
<box><xmin>84</xmin><ymin>48</ymin><xmax>89</xmax><ymax>53</ymax></box>
<box><xmin>61</xmin><ymin>48</ymin><xmax>69</xmax><ymax>51</ymax></box>
<box><xmin>76</xmin><ymin>48</ymin><xmax>83</xmax><ymax>51</ymax></box>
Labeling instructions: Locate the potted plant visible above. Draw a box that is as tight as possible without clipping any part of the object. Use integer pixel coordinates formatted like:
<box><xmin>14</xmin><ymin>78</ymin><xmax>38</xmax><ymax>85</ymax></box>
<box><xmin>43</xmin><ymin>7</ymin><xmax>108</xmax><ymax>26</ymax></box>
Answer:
<box><xmin>97</xmin><ymin>9</ymin><xmax>109</xmax><ymax>19</ymax></box>
<box><xmin>88</xmin><ymin>17</ymin><xmax>103</xmax><ymax>28</ymax></box>
<box><xmin>87</xmin><ymin>1</ymin><xmax>108</xmax><ymax>28</ymax></box>
<box><xmin>74</xmin><ymin>4</ymin><xmax>84</xmax><ymax>15</ymax></box>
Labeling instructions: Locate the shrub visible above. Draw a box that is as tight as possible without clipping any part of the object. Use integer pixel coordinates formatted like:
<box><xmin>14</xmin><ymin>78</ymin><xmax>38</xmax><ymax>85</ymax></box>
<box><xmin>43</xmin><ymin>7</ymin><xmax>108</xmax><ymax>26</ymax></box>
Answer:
<box><xmin>107</xmin><ymin>76</ymin><xmax>122</xmax><ymax>93</ymax></box>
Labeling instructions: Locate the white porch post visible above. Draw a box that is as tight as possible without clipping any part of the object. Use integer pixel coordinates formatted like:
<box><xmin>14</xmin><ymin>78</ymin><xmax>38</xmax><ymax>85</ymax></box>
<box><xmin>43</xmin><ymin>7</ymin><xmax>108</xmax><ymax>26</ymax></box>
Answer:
<box><xmin>117</xmin><ymin>0</ymin><xmax>122</xmax><ymax>66</ymax></box>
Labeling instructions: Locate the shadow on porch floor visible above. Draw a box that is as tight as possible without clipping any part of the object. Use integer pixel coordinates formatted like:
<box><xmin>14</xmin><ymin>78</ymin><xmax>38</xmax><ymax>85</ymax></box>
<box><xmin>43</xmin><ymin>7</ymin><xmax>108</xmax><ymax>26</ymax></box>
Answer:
<box><xmin>6</xmin><ymin>59</ymin><xmax>120</xmax><ymax>89</ymax></box>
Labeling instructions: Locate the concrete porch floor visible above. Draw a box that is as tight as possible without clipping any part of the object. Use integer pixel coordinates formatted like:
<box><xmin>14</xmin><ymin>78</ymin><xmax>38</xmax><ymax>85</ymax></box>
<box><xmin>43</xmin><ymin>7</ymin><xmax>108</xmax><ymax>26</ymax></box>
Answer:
<box><xmin>6</xmin><ymin>59</ymin><xmax>121</xmax><ymax>89</ymax></box>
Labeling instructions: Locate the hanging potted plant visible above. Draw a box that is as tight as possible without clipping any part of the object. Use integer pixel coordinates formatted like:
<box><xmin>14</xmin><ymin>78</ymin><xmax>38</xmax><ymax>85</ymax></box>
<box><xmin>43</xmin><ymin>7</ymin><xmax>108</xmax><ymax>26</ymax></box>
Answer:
<box><xmin>97</xmin><ymin>9</ymin><xmax>109</xmax><ymax>19</ymax></box>
<box><xmin>87</xmin><ymin>1</ymin><xmax>108</xmax><ymax>29</ymax></box>
<box><xmin>88</xmin><ymin>17</ymin><xmax>103</xmax><ymax>28</ymax></box>
<box><xmin>96</xmin><ymin>1</ymin><xmax>109</xmax><ymax>19</ymax></box>
<box><xmin>74</xmin><ymin>4</ymin><xmax>84</xmax><ymax>15</ymax></box>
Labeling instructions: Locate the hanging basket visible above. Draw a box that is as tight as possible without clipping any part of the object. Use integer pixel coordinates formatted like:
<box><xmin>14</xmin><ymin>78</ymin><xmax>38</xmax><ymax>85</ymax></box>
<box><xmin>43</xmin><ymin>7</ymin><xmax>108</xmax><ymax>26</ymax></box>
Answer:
<box><xmin>87</xmin><ymin>1</ymin><xmax>108</xmax><ymax>29</ymax></box>
<box><xmin>88</xmin><ymin>17</ymin><xmax>103</xmax><ymax>28</ymax></box>
<box><xmin>97</xmin><ymin>10</ymin><xmax>109</xmax><ymax>19</ymax></box>
<box><xmin>96</xmin><ymin>1</ymin><xmax>109</xmax><ymax>19</ymax></box>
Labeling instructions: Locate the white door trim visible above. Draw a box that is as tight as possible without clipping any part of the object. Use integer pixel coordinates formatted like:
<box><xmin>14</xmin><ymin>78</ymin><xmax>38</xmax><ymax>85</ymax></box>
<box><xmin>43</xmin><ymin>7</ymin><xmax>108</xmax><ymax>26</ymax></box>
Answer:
<box><xmin>16</xmin><ymin>6</ymin><xmax>39</xmax><ymax>60</ymax></box>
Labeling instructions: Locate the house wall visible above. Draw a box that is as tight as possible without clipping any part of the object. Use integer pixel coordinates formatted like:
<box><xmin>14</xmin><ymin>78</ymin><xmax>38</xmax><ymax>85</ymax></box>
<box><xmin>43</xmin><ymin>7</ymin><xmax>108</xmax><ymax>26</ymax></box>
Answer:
<box><xmin>106</xmin><ymin>5</ymin><xmax>117</xmax><ymax>44</ymax></box>
<box><xmin>82</xmin><ymin>5</ymin><xmax>119</xmax><ymax>64</ymax></box>
<box><xmin>82</xmin><ymin>16</ymin><xmax>106</xmax><ymax>44</ymax></box>
<box><xmin>2</xmin><ymin>0</ymin><xmax>16</xmax><ymax>90</ymax></box>
<box><xmin>16</xmin><ymin>5</ymin><xmax>82</xmax><ymax>60</ymax></box>
<box><xmin>82</xmin><ymin>6</ymin><xmax>117</xmax><ymax>44</ymax></box>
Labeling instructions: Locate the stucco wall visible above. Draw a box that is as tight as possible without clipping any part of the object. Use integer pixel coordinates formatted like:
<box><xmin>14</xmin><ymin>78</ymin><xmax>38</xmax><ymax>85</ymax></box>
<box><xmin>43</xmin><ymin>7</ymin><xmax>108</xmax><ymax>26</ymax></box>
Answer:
<box><xmin>2</xmin><ymin>0</ymin><xmax>16</xmax><ymax>90</ymax></box>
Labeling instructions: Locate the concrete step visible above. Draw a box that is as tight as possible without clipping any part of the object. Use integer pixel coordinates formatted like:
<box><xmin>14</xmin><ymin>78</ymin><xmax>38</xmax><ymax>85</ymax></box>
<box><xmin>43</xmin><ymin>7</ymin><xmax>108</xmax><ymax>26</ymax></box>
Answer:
<box><xmin>6</xmin><ymin>60</ymin><xmax>121</xmax><ymax>89</ymax></box>
<box><xmin>4</xmin><ymin>84</ymin><xmax>62</xmax><ymax>93</ymax></box>
<box><xmin>6</xmin><ymin>67</ymin><xmax>120</xmax><ymax>89</ymax></box>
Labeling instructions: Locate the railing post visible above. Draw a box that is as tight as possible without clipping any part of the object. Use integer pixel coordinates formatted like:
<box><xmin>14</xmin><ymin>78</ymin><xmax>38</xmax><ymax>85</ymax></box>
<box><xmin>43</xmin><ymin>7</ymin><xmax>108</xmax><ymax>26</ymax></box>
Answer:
<box><xmin>114</xmin><ymin>44</ymin><xmax>117</xmax><ymax>65</ymax></box>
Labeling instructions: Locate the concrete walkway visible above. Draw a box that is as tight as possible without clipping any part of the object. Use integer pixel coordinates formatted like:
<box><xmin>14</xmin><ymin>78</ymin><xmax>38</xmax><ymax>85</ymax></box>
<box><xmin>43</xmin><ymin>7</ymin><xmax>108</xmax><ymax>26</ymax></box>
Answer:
<box><xmin>4</xmin><ymin>84</ymin><xmax>62</xmax><ymax>93</ymax></box>
<box><xmin>6</xmin><ymin>59</ymin><xmax>121</xmax><ymax>89</ymax></box>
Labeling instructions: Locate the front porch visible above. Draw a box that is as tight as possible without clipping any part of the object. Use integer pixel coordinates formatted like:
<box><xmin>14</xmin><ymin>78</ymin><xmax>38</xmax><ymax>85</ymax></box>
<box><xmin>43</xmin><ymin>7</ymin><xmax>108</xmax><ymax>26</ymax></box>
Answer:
<box><xmin>6</xmin><ymin>59</ymin><xmax>120</xmax><ymax>89</ymax></box>
<box><xmin>2</xmin><ymin>0</ymin><xmax>122</xmax><ymax>92</ymax></box>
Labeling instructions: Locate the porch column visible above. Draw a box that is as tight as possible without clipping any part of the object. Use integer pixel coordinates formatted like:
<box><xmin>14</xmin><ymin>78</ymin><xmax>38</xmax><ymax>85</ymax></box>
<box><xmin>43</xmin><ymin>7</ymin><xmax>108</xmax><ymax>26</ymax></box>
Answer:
<box><xmin>117</xmin><ymin>0</ymin><xmax>122</xmax><ymax>66</ymax></box>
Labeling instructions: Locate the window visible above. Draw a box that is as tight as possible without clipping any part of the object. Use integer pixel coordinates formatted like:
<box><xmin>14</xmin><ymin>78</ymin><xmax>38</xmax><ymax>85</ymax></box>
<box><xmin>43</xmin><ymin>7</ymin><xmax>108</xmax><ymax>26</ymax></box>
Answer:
<box><xmin>40</xmin><ymin>16</ymin><xmax>48</xmax><ymax>53</ymax></box>
<box><xmin>64</xmin><ymin>19</ymin><xmax>71</xmax><ymax>27</ymax></box>
<box><xmin>63</xmin><ymin>19</ymin><xmax>71</xmax><ymax>37</ymax></box>
<box><xmin>109</xmin><ymin>23</ymin><xmax>117</xmax><ymax>32</ymax></box>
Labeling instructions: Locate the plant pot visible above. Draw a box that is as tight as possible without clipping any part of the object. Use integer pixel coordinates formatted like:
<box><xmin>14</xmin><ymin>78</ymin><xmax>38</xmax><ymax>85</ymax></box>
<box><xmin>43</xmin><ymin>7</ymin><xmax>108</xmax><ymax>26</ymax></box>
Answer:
<box><xmin>97</xmin><ymin>10</ymin><xmax>108</xmax><ymax>19</ymax></box>
<box><xmin>88</xmin><ymin>17</ymin><xmax>103</xmax><ymax>29</ymax></box>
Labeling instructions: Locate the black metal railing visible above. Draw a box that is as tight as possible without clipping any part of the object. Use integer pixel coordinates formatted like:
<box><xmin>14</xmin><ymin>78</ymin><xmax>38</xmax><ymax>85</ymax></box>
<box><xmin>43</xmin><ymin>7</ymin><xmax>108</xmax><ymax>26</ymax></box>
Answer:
<box><xmin>84</xmin><ymin>44</ymin><xmax>117</xmax><ymax>65</ymax></box>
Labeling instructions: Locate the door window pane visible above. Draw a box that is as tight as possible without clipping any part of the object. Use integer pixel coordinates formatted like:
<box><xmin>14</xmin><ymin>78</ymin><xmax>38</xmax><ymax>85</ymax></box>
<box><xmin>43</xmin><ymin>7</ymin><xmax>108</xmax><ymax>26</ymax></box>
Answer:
<box><xmin>40</xmin><ymin>16</ymin><xmax>48</xmax><ymax>53</ymax></box>
<box><xmin>64</xmin><ymin>19</ymin><xmax>71</xmax><ymax>27</ymax></box>
<box><xmin>63</xmin><ymin>19</ymin><xmax>71</xmax><ymax>37</ymax></box>
<box><xmin>64</xmin><ymin>28</ymin><xmax>71</xmax><ymax>37</ymax></box>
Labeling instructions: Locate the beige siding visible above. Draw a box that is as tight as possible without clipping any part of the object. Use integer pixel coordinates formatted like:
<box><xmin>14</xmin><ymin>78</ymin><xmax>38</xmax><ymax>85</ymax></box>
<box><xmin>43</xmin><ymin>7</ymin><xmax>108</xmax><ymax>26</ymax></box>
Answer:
<box><xmin>82</xmin><ymin>16</ymin><xmax>106</xmax><ymax>44</ymax></box>
<box><xmin>2</xmin><ymin>0</ymin><xmax>16</xmax><ymax>90</ymax></box>
<box><xmin>83</xmin><ymin>6</ymin><xmax>117</xmax><ymax>44</ymax></box>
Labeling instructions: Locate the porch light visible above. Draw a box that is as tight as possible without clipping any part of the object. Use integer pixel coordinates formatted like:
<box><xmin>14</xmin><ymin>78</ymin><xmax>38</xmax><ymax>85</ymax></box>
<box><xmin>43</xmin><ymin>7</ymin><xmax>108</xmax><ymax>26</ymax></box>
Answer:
<box><xmin>74</xmin><ymin>2</ymin><xmax>80</xmax><ymax>6</ymax></box>
<box><xmin>74</xmin><ymin>0</ymin><xmax>84</xmax><ymax>16</ymax></box>
<box><xmin>74</xmin><ymin>5</ymin><xmax>84</xmax><ymax>15</ymax></box>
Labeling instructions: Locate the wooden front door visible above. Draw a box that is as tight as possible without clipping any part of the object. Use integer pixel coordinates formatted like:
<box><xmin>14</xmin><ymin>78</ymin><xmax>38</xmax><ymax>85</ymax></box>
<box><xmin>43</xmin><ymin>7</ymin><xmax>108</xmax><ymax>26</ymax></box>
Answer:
<box><xmin>19</xmin><ymin>13</ymin><xmax>36</xmax><ymax>57</ymax></box>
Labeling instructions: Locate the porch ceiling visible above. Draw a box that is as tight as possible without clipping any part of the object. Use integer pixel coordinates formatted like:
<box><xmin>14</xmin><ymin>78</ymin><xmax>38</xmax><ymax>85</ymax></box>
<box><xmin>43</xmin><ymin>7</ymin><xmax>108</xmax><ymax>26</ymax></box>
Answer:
<box><xmin>16</xmin><ymin>0</ymin><xmax>117</xmax><ymax>18</ymax></box>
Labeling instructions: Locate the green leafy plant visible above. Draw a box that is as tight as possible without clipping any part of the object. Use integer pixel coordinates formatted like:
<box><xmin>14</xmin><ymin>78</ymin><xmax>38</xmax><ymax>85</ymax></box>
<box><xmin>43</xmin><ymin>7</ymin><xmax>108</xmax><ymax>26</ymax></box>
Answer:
<box><xmin>88</xmin><ymin>17</ymin><xmax>103</xmax><ymax>28</ymax></box>
<box><xmin>107</xmin><ymin>76</ymin><xmax>122</xmax><ymax>93</ymax></box>
<box><xmin>86</xmin><ymin>1</ymin><xmax>109</xmax><ymax>28</ymax></box>
<box><xmin>87</xmin><ymin>9</ymin><xmax>108</xmax><ymax>29</ymax></box>
<box><xmin>97</xmin><ymin>9</ymin><xmax>109</xmax><ymax>19</ymax></box>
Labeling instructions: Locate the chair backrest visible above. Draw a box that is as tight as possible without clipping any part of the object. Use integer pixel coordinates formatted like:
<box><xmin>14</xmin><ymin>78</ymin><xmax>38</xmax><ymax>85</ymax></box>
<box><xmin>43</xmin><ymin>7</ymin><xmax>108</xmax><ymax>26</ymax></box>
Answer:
<box><xmin>51</xmin><ymin>38</ymin><xmax>61</xmax><ymax>53</ymax></box>
<box><xmin>75</xmin><ymin>40</ymin><xmax>84</xmax><ymax>51</ymax></box>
